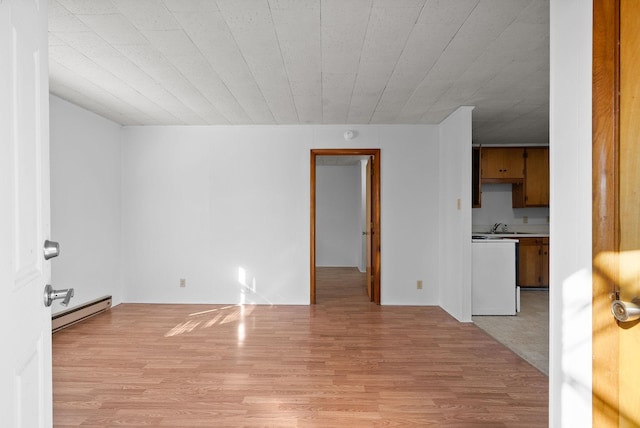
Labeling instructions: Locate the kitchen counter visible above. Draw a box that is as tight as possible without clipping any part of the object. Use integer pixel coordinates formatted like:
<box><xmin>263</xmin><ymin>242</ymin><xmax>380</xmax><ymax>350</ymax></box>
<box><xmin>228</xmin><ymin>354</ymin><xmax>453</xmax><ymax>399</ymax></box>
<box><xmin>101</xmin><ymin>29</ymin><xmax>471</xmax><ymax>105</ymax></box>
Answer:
<box><xmin>472</xmin><ymin>237</ymin><xmax>520</xmax><ymax>242</ymax></box>
<box><xmin>472</xmin><ymin>233</ymin><xmax>549</xmax><ymax>240</ymax></box>
<box><xmin>471</xmin><ymin>240</ymin><xmax>518</xmax><ymax>315</ymax></box>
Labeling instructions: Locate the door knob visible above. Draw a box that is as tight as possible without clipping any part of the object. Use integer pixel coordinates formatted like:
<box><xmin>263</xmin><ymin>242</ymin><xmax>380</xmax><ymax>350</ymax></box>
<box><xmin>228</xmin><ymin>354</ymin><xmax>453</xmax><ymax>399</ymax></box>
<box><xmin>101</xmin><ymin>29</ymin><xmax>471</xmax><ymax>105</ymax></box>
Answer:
<box><xmin>43</xmin><ymin>284</ymin><xmax>74</xmax><ymax>307</ymax></box>
<box><xmin>43</xmin><ymin>240</ymin><xmax>60</xmax><ymax>260</ymax></box>
<box><xmin>611</xmin><ymin>299</ymin><xmax>640</xmax><ymax>322</ymax></box>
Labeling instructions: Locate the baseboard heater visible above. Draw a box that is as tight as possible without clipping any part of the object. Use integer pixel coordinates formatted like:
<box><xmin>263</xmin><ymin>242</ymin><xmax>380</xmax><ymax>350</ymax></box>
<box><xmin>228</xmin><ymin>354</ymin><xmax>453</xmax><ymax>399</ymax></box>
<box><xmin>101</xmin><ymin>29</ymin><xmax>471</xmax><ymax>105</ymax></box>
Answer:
<box><xmin>52</xmin><ymin>295</ymin><xmax>112</xmax><ymax>333</ymax></box>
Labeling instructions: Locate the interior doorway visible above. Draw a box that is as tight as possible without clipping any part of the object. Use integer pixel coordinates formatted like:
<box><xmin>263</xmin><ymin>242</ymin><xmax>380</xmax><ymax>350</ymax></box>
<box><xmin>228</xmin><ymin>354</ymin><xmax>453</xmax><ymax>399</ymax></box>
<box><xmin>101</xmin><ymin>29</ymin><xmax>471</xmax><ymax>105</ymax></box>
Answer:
<box><xmin>310</xmin><ymin>149</ymin><xmax>381</xmax><ymax>305</ymax></box>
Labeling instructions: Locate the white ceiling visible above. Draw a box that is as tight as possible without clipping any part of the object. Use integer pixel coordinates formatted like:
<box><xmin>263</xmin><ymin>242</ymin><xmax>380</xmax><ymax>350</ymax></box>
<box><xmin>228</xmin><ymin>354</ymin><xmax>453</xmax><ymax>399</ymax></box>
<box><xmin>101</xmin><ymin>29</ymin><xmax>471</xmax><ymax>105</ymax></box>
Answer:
<box><xmin>48</xmin><ymin>0</ymin><xmax>549</xmax><ymax>145</ymax></box>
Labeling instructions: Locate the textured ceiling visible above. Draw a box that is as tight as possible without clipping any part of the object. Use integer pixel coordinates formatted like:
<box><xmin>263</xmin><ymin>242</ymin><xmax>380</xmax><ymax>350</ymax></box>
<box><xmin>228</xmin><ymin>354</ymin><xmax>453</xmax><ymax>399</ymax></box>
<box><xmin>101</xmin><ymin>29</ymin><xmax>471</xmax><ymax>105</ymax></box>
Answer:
<box><xmin>48</xmin><ymin>0</ymin><xmax>549</xmax><ymax>145</ymax></box>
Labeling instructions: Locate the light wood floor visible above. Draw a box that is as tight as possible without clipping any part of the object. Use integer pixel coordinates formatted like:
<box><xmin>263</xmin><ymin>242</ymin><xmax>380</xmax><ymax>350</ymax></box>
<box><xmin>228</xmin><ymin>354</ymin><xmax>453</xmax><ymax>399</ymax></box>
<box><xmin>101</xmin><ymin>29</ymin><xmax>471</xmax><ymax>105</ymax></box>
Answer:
<box><xmin>53</xmin><ymin>267</ymin><xmax>548</xmax><ymax>427</ymax></box>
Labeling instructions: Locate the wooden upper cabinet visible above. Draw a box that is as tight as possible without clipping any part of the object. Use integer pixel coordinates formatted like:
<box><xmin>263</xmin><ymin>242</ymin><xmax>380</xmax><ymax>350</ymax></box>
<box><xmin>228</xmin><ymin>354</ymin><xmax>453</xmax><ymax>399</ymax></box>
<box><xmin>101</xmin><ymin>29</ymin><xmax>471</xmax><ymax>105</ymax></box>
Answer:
<box><xmin>524</xmin><ymin>148</ymin><xmax>549</xmax><ymax>206</ymax></box>
<box><xmin>513</xmin><ymin>147</ymin><xmax>550</xmax><ymax>207</ymax></box>
<box><xmin>472</xmin><ymin>146</ymin><xmax>549</xmax><ymax>209</ymax></box>
<box><xmin>480</xmin><ymin>148</ymin><xmax>525</xmax><ymax>181</ymax></box>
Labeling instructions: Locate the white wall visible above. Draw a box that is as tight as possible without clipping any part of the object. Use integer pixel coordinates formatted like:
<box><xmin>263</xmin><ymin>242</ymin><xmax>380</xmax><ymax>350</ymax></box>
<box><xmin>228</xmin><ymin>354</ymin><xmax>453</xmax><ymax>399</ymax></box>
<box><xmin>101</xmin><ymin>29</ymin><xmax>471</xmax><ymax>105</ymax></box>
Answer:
<box><xmin>358</xmin><ymin>159</ymin><xmax>370</xmax><ymax>272</ymax></box>
<box><xmin>549</xmin><ymin>0</ymin><xmax>592</xmax><ymax>425</ymax></box>
<box><xmin>472</xmin><ymin>183</ymin><xmax>550</xmax><ymax>230</ymax></box>
<box><xmin>121</xmin><ymin>125</ymin><xmax>441</xmax><ymax>305</ymax></box>
<box><xmin>316</xmin><ymin>164</ymin><xmax>361</xmax><ymax>267</ymax></box>
<box><xmin>438</xmin><ymin>106</ymin><xmax>474</xmax><ymax>322</ymax></box>
<box><xmin>49</xmin><ymin>95</ymin><xmax>123</xmax><ymax>312</ymax></box>
<box><xmin>358</xmin><ymin>160</ymin><xmax>367</xmax><ymax>272</ymax></box>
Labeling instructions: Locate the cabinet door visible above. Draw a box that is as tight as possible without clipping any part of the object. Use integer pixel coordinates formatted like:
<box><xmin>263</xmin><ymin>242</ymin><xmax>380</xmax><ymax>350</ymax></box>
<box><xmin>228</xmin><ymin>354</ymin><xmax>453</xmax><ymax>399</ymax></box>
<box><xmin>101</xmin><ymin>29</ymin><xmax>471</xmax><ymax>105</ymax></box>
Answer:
<box><xmin>501</xmin><ymin>148</ymin><xmax>526</xmax><ymax>179</ymax></box>
<box><xmin>481</xmin><ymin>148</ymin><xmax>503</xmax><ymax>178</ymax></box>
<box><xmin>524</xmin><ymin>148</ymin><xmax>550</xmax><ymax>206</ymax></box>
<box><xmin>481</xmin><ymin>148</ymin><xmax>524</xmax><ymax>180</ymax></box>
<box><xmin>518</xmin><ymin>238</ymin><xmax>541</xmax><ymax>287</ymax></box>
<box><xmin>541</xmin><ymin>239</ymin><xmax>549</xmax><ymax>287</ymax></box>
<box><xmin>472</xmin><ymin>147</ymin><xmax>481</xmax><ymax>207</ymax></box>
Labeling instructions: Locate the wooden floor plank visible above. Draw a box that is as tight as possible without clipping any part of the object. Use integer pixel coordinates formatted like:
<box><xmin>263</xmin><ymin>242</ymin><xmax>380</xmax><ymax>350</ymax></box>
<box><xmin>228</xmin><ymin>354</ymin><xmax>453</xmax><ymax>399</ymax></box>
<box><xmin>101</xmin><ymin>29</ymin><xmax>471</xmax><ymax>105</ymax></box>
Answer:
<box><xmin>53</xmin><ymin>267</ymin><xmax>548</xmax><ymax>427</ymax></box>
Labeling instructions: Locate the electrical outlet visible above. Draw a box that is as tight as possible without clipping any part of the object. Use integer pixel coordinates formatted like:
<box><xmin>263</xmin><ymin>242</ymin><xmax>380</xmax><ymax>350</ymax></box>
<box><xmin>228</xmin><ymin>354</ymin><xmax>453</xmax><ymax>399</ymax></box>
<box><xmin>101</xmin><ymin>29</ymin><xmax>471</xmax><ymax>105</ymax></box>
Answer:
<box><xmin>523</xmin><ymin>216</ymin><xmax>528</xmax><ymax>224</ymax></box>
<box><xmin>417</xmin><ymin>280</ymin><xmax>423</xmax><ymax>290</ymax></box>
<box><xmin>180</xmin><ymin>278</ymin><xmax>186</xmax><ymax>288</ymax></box>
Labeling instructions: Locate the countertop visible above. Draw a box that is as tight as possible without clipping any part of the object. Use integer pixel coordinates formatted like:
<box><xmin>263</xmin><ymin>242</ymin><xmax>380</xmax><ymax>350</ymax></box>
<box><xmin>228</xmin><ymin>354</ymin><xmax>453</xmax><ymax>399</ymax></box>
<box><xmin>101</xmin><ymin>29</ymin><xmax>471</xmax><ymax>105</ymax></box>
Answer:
<box><xmin>472</xmin><ymin>233</ymin><xmax>549</xmax><ymax>241</ymax></box>
<box><xmin>472</xmin><ymin>238</ymin><xmax>520</xmax><ymax>243</ymax></box>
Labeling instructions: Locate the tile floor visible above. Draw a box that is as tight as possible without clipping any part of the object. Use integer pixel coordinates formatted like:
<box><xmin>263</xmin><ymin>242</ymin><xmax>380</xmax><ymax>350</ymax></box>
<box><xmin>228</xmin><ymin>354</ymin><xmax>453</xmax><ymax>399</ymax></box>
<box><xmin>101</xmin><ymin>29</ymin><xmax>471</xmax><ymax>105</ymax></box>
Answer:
<box><xmin>472</xmin><ymin>289</ymin><xmax>549</xmax><ymax>375</ymax></box>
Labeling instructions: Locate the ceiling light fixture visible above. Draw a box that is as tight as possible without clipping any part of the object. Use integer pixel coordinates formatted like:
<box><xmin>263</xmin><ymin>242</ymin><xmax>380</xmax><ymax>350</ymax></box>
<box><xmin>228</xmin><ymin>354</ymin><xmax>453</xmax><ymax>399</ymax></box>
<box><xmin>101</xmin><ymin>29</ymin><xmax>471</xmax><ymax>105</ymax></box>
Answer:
<box><xmin>343</xmin><ymin>130</ymin><xmax>356</xmax><ymax>141</ymax></box>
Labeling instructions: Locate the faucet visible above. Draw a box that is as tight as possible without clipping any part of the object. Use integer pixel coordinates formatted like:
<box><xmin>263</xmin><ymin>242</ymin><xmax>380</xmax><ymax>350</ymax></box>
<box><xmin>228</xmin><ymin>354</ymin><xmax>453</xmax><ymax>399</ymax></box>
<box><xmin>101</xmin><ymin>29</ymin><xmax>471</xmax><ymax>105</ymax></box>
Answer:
<box><xmin>490</xmin><ymin>222</ymin><xmax>504</xmax><ymax>233</ymax></box>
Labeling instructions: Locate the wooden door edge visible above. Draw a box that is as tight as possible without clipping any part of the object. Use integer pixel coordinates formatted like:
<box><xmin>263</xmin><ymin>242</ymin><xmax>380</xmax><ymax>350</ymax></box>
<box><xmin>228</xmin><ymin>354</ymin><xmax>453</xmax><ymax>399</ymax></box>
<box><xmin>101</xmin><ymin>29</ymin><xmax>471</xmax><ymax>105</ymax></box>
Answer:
<box><xmin>372</xmin><ymin>153</ymin><xmax>381</xmax><ymax>304</ymax></box>
<box><xmin>592</xmin><ymin>0</ymin><xmax>620</xmax><ymax>425</ymax></box>
<box><xmin>310</xmin><ymin>152</ymin><xmax>316</xmax><ymax>304</ymax></box>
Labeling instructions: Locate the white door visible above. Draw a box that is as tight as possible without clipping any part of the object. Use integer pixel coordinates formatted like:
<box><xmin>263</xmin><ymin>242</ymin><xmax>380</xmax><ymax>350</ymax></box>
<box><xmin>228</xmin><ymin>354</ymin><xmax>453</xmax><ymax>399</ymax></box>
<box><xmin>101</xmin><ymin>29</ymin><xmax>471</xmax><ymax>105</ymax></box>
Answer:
<box><xmin>0</xmin><ymin>0</ymin><xmax>53</xmax><ymax>426</ymax></box>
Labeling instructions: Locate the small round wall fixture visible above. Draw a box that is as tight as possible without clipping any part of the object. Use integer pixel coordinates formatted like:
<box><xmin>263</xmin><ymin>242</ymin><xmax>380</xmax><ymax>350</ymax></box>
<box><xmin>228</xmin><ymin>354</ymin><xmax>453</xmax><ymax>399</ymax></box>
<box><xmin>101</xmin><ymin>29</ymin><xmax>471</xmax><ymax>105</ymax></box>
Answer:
<box><xmin>344</xmin><ymin>130</ymin><xmax>356</xmax><ymax>141</ymax></box>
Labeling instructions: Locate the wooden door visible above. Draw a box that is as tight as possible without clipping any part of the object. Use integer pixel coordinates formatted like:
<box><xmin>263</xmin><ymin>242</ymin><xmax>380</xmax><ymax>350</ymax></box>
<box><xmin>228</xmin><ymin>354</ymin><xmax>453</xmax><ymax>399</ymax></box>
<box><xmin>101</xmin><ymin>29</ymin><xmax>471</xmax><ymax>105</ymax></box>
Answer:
<box><xmin>593</xmin><ymin>0</ymin><xmax>640</xmax><ymax>425</ymax></box>
<box><xmin>617</xmin><ymin>0</ymin><xmax>640</xmax><ymax>422</ymax></box>
<box><xmin>0</xmin><ymin>0</ymin><xmax>53</xmax><ymax>425</ymax></box>
<box><xmin>524</xmin><ymin>148</ymin><xmax>550</xmax><ymax>206</ymax></box>
<box><xmin>365</xmin><ymin>157</ymin><xmax>373</xmax><ymax>301</ymax></box>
